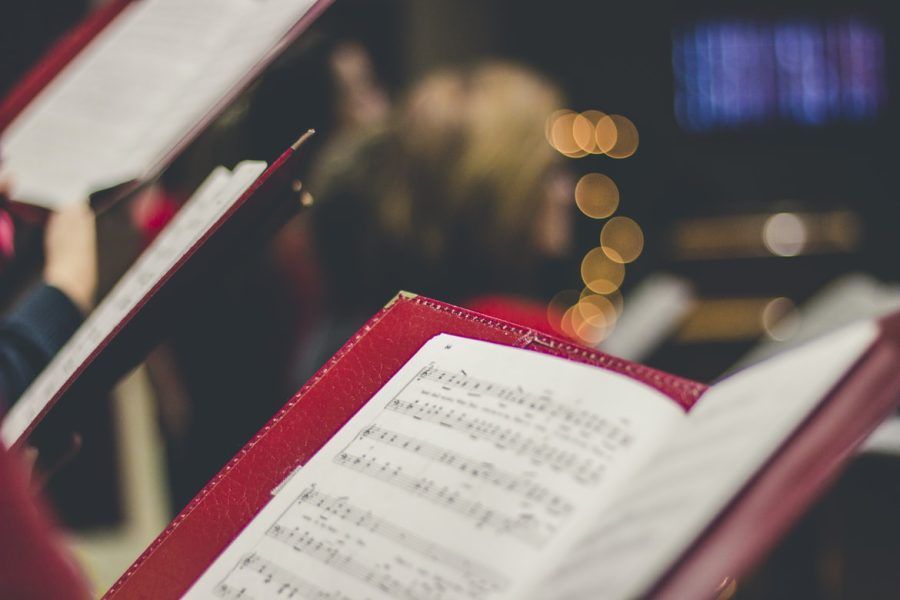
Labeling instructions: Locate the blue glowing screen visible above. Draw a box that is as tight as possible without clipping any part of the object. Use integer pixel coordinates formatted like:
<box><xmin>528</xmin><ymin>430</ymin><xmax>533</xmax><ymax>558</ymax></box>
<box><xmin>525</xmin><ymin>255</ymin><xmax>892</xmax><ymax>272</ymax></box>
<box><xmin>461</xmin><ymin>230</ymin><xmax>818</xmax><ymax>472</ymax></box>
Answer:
<box><xmin>673</xmin><ymin>19</ymin><xmax>885</xmax><ymax>132</ymax></box>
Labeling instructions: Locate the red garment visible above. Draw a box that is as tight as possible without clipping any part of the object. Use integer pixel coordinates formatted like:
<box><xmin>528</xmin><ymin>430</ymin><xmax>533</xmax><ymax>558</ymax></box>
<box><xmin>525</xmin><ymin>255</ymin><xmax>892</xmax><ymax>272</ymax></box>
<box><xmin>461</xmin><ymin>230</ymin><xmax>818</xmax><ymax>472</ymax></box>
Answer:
<box><xmin>0</xmin><ymin>448</ymin><xmax>89</xmax><ymax>599</ymax></box>
<box><xmin>130</xmin><ymin>186</ymin><xmax>180</xmax><ymax>246</ymax></box>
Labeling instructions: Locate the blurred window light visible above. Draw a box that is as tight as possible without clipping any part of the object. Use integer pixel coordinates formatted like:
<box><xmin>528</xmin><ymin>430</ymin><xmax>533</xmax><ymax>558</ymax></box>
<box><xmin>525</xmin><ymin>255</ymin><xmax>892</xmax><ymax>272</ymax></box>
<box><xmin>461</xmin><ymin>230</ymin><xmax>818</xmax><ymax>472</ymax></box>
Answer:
<box><xmin>676</xmin><ymin>297</ymin><xmax>778</xmax><ymax>342</ymax></box>
<box><xmin>673</xmin><ymin>18</ymin><xmax>885</xmax><ymax>132</ymax></box>
<box><xmin>762</xmin><ymin>212</ymin><xmax>807</xmax><ymax>256</ymax></box>
<box><xmin>671</xmin><ymin>210</ymin><xmax>861</xmax><ymax>260</ymax></box>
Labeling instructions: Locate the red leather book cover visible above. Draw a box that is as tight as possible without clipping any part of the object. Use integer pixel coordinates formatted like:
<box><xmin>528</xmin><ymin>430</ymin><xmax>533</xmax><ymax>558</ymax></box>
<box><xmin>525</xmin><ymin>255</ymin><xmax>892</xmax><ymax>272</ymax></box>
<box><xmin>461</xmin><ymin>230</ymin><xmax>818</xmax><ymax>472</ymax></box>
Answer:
<box><xmin>103</xmin><ymin>294</ymin><xmax>706</xmax><ymax>599</ymax></box>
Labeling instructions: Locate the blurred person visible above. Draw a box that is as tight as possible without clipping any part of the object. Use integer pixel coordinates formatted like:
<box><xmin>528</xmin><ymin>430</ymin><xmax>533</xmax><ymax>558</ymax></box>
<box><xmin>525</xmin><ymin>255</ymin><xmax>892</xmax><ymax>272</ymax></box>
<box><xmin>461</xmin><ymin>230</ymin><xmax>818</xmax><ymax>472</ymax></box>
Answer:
<box><xmin>329</xmin><ymin>40</ymin><xmax>391</xmax><ymax>138</ymax></box>
<box><xmin>0</xmin><ymin>443</ymin><xmax>90</xmax><ymax>598</ymax></box>
<box><xmin>267</xmin><ymin>38</ymin><xmax>391</xmax><ymax>318</ymax></box>
<box><xmin>0</xmin><ymin>179</ymin><xmax>97</xmax><ymax>411</ymax></box>
<box><xmin>0</xmin><ymin>193</ymin><xmax>93</xmax><ymax>596</ymax></box>
<box><xmin>295</xmin><ymin>61</ymin><xmax>573</xmax><ymax>383</ymax></box>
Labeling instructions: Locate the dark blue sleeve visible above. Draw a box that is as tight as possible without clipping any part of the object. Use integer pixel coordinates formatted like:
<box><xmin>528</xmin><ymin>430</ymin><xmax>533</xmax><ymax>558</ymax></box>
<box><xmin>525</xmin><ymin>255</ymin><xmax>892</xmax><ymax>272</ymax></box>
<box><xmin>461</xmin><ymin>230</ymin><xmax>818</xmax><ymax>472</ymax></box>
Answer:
<box><xmin>0</xmin><ymin>283</ymin><xmax>84</xmax><ymax>412</ymax></box>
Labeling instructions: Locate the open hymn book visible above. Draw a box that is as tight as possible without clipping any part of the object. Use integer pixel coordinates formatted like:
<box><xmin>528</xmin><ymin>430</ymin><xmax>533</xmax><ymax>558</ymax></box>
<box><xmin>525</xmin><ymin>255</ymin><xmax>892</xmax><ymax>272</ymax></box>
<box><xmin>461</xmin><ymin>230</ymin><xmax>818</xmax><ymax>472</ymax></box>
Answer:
<box><xmin>102</xmin><ymin>296</ymin><xmax>900</xmax><ymax>599</ymax></box>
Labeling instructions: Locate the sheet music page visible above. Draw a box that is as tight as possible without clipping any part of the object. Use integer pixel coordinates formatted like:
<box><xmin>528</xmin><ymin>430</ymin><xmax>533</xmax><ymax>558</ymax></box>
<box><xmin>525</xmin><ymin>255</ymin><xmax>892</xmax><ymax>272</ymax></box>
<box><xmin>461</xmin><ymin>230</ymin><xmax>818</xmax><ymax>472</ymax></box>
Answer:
<box><xmin>0</xmin><ymin>0</ymin><xmax>315</xmax><ymax>207</ymax></box>
<box><xmin>184</xmin><ymin>334</ymin><xmax>686</xmax><ymax>600</ymax></box>
<box><xmin>532</xmin><ymin>321</ymin><xmax>878</xmax><ymax>600</ymax></box>
<box><xmin>0</xmin><ymin>160</ymin><xmax>267</xmax><ymax>448</ymax></box>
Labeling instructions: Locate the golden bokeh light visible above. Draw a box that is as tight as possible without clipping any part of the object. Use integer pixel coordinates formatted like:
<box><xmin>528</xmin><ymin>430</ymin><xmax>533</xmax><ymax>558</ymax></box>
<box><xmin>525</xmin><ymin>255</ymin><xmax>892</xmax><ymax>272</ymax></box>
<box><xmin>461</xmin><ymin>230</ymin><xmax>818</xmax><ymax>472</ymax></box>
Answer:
<box><xmin>562</xmin><ymin>147</ymin><xmax>589</xmax><ymax>159</ymax></box>
<box><xmin>560</xmin><ymin>304</ymin><xmax>579</xmax><ymax>339</ymax></box>
<box><xmin>573</xmin><ymin>110</ymin><xmax>611</xmax><ymax>154</ymax></box>
<box><xmin>545</xmin><ymin>109</ymin><xmax>571</xmax><ymax>144</ymax></box>
<box><xmin>572</xmin><ymin>113</ymin><xmax>597</xmax><ymax>153</ymax></box>
<box><xmin>601</xmin><ymin>216</ymin><xmax>644</xmax><ymax>263</ymax></box>
<box><xmin>547</xmin><ymin>289</ymin><xmax>580</xmax><ymax>333</ymax></box>
<box><xmin>575</xmin><ymin>173</ymin><xmax>619</xmax><ymax>219</ymax></box>
<box><xmin>594</xmin><ymin>113</ymin><xmax>618</xmax><ymax>154</ymax></box>
<box><xmin>761</xmin><ymin>297</ymin><xmax>800</xmax><ymax>341</ymax></box>
<box><xmin>547</xmin><ymin>109</ymin><xmax>588</xmax><ymax>157</ymax></box>
<box><xmin>552</xmin><ymin>288</ymin><xmax>623</xmax><ymax>345</ymax></box>
<box><xmin>576</xmin><ymin>293</ymin><xmax>618</xmax><ymax>328</ymax></box>
<box><xmin>606</xmin><ymin>115</ymin><xmax>639</xmax><ymax>159</ymax></box>
<box><xmin>573</xmin><ymin>315</ymin><xmax>609</xmax><ymax>345</ymax></box>
<box><xmin>580</xmin><ymin>247</ymin><xmax>625</xmax><ymax>294</ymax></box>
<box><xmin>568</xmin><ymin>295</ymin><xmax>616</xmax><ymax>345</ymax></box>
<box><xmin>605</xmin><ymin>288</ymin><xmax>625</xmax><ymax>316</ymax></box>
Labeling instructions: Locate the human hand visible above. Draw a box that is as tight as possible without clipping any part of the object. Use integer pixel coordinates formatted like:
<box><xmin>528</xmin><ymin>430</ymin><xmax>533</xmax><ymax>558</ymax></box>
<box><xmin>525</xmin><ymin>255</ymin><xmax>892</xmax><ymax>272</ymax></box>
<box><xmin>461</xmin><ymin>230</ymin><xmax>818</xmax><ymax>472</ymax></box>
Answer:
<box><xmin>24</xmin><ymin>433</ymin><xmax>83</xmax><ymax>491</ymax></box>
<box><xmin>43</xmin><ymin>204</ymin><xmax>97</xmax><ymax>314</ymax></box>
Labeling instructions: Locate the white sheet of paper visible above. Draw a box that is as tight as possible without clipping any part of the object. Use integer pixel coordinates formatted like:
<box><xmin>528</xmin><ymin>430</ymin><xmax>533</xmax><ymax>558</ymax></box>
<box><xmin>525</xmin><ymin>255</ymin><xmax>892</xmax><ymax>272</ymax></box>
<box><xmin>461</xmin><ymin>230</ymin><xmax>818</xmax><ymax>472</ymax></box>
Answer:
<box><xmin>0</xmin><ymin>160</ymin><xmax>267</xmax><ymax>448</ymax></box>
<box><xmin>0</xmin><ymin>0</ymin><xmax>315</xmax><ymax>207</ymax></box>
<box><xmin>534</xmin><ymin>320</ymin><xmax>878</xmax><ymax>599</ymax></box>
<box><xmin>183</xmin><ymin>334</ymin><xmax>686</xmax><ymax>600</ymax></box>
<box><xmin>599</xmin><ymin>273</ymin><xmax>695</xmax><ymax>361</ymax></box>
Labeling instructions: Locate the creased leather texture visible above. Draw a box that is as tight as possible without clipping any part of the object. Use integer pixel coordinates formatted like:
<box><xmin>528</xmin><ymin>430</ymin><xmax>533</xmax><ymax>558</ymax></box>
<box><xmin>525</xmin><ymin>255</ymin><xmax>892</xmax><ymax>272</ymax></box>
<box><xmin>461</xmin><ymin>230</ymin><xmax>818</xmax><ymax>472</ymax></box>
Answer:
<box><xmin>104</xmin><ymin>294</ymin><xmax>706</xmax><ymax>599</ymax></box>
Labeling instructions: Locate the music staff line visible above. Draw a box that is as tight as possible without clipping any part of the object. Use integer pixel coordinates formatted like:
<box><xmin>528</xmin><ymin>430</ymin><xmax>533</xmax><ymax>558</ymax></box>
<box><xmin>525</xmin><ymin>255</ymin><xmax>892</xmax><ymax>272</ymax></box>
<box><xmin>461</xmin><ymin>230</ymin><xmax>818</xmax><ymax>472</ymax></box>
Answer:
<box><xmin>385</xmin><ymin>397</ymin><xmax>605</xmax><ymax>484</ymax></box>
<box><xmin>266</xmin><ymin>524</ymin><xmax>459</xmax><ymax>600</ymax></box>
<box><xmin>214</xmin><ymin>552</ymin><xmax>353</xmax><ymax>600</ymax></box>
<box><xmin>418</xmin><ymin>366</ymin><xmax>633</xmax><ymax>440</ymax></box>
<box><xmin>354</xmin><ymin>425</ymin><xmax>573</xmax><ymax>515</ymax></box>
<box><xmin>296</xmin><ymin>486</ymin><xmax>509</xmax><ymax>593</ymax></box>
<box><xmin>213</xmin><ymin>582</ymin><xmax>255</xmax><ymax>600</ymax></box>
<box><xmin>333</xmin><ymin>451</ymin><xmax>550</xmax><ymax>548</ymax></box>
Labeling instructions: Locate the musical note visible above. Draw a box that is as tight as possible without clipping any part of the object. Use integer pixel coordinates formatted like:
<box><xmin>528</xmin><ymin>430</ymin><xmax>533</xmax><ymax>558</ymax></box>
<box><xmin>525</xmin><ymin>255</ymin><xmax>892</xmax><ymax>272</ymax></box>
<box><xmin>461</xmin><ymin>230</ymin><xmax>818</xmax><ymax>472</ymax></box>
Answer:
<box><xmin>183</xmin><ymin>333</ymin><xmax>685</xmax><ymax>600</ymax></box>
<box><xmin>296</xmin><ymin>487</ymin><xmax>509</xmax><ymax>594</ymax></box>
<box><xmin>266</xmin><ymin>525</ymin><xmax>458</xmax><ymax>600</ymax></box>
<box><xmin>213</xmin><ymin>582</ymin><xmax>253</xmax><ymax>600</ymax></box>
<box><xmin>214</xmin><ymin>553</ymin><xmax>353</xmax><ymax>600</ymax></box>
<box><xmin>385</xmin><ymin>398</ymin><xmax>607</xmax><ymax>483</ymax></box>
<box><xmin>419</xmin><ymin>367</ymin><xmax>633</xmax><ymax>440</ymax></box>
<box><xmin>354</xmin><ymin>425</ymin><xmax>573</xmax><ymax>515</ymax></box>
<box><xmin>333</xmin><ymin>451</ymin><xmax>550</xmax><ymax>547</ymax></box>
